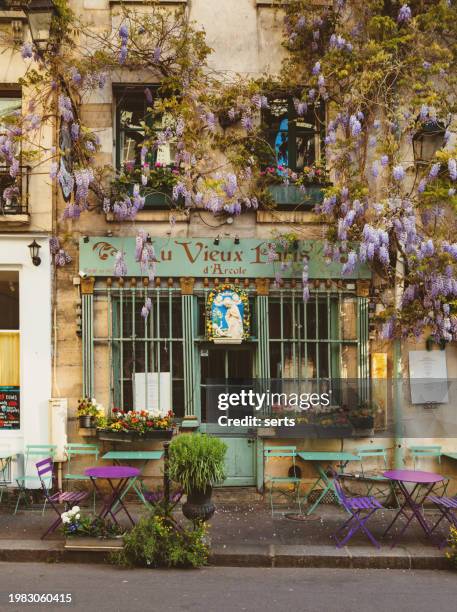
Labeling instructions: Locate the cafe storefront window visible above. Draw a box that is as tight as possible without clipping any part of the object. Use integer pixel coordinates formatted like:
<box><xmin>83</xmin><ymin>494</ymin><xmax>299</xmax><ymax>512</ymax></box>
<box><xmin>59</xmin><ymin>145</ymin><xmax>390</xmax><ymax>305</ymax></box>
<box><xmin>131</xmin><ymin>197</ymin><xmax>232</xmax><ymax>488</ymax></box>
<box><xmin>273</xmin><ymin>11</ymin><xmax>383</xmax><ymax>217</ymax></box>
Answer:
<box><xmin>0</xmin><ymin>270</ymin><xmax>20</xmax><ymax>430</ymax></box>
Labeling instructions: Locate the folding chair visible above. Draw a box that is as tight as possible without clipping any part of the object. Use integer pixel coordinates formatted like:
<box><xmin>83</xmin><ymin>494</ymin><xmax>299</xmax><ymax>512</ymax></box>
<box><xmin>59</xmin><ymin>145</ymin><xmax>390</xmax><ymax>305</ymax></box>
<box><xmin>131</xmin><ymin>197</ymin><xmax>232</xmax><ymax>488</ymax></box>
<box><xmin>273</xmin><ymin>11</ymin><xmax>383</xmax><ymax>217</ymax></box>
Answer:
<box><xmin>64</xmin><ymin>444</ymin><xmax>99</xmax><ymax>512</ymax></box>
<box><xmin>331</xmin><ymin>471</ymin><xmax>383</xmax><ymax>549</ymax></box>
<box><xmin>14</xmin><ymin>445</ymin><xmax>57</xmax><ymax>514</ymax></box>
<box><xmin>264</xmin><ymin>446</ymin><xmax>302</xmax><ymax>516</ymax></box>
<box><xmin>427</xmin><ymin>495</ymin><xmax>457</xmax><ymax>547</ymax></box>
<box><xmin>409</xmin><ymin>445</ymin><xmax>449</xmax><ymax>499</ymax></box>
<box><xmin>36</xmin><ymin>457</ymin><xmax>89</xmax><ymax>540</ymax></box>
<box><xmin>354</xmin><ymin>446</ymin><xmax>399</xmax><ymax>506</ymax></box>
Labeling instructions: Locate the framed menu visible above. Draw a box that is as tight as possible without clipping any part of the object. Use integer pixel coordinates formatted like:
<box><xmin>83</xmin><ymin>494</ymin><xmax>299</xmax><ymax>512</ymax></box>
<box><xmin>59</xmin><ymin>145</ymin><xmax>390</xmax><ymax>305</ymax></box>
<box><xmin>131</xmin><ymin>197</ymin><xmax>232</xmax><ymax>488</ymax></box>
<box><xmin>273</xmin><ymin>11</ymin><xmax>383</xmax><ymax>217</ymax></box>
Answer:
<box><xmin>409</xmin><ymin>351</ymin><xmax>448</xmax><ymax>404</ymax></box>
<box><xmin>0</xmin><ymin>386</ymin><xmax>20</xmax><ymax>429</ymax></box>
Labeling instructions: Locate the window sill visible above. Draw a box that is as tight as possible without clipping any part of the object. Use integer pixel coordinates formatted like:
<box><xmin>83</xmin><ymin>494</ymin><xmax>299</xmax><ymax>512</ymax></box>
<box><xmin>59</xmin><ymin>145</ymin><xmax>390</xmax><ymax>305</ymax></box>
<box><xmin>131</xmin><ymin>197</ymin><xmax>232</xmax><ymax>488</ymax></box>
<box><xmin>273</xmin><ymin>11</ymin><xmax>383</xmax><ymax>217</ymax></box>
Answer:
<box><xmin>0</xmin><ymin>10</ymin><xmax>27</xmax><ymax>22</ymax></box>
<box><xmin>0</xmin><ymin>213</ymin><xmax>30</xmax><ymax>225</ymax></box>
<box><xmin>256</xmin><ymin>0</ymin><xmax>332</xmax><ymax>6</ymax></box>
<box><xmin>109</xmin><ymin>0</ymin><xmax>186</xmax><ymax>3</ymax></box>
<box><xmin>256</xmin><ymin>210</ymin><xmax>320</xmax><ymax>223</ymax></box>
<box><xmin>105</xmin><ymin>210</ymin><xmax>188</xmax><ymax>223</ymax></box>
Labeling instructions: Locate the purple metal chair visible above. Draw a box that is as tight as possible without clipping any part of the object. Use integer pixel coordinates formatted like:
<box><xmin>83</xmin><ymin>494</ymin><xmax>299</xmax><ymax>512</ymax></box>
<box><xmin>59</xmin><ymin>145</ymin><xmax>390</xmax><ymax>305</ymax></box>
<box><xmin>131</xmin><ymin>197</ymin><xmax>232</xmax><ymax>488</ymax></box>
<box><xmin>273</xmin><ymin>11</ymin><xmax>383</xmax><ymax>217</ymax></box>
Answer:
<box><xmin>331</xmin><ymin>470</ymin><xmax>383</xmax><ymax>549</ymax></box>
<box><xmin>427</xmin><ymin>495</ymin><xmax>457</xmax><ymax>545</ymax></box>
<box><xmin>36</xmin><ymin>458</ymin><xmax>89</xmax><ymax>540</ymax></box>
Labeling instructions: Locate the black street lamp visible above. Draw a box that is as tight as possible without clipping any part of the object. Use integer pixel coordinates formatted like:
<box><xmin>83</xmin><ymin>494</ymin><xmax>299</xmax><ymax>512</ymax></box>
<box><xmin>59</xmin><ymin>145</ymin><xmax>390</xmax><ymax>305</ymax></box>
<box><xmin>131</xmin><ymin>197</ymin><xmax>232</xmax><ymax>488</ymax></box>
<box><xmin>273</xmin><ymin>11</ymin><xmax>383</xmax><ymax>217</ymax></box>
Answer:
<box><xmin>28</xmin><ymin>240</ymin><xmax>42</xmax><ymax>266</ymax></box>
<box><xmin>413</xmin><ymin>120</ymin><xmax>446</xmax><ymax>165</ymax></box>
<box><xmin>21</xmin><ymin>0</ymin><xmax>57</xmax><ymax>53</ymax></box>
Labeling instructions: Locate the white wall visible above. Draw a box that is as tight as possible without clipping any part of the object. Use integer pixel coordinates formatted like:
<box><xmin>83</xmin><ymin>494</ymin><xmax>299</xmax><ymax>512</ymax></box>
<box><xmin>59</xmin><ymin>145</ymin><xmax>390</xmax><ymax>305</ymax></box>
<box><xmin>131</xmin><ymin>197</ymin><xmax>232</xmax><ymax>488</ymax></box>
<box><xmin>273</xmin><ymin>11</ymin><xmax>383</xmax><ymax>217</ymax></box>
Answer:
<box><xmin>0</xmin><ymin>234</ymin><xmax>52</xmax><ymax>485</ymax></box>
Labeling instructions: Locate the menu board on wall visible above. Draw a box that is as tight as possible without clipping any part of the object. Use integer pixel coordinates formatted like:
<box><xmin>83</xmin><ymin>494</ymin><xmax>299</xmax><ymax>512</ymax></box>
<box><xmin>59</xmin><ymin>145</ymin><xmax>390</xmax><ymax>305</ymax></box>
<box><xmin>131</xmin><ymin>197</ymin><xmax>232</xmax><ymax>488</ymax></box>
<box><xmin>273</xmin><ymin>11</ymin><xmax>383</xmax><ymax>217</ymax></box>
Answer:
<box><xmin>0</xmin><ymin>386</ymin><xmax>20</xmax><ymax>429</ymax></box>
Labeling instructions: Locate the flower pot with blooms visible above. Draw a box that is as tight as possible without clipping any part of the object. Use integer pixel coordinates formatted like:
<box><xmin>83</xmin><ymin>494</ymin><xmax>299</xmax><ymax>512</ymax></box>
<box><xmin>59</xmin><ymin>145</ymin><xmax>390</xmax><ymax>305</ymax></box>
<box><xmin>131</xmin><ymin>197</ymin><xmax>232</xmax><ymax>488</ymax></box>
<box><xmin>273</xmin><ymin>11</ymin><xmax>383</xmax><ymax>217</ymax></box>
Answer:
<box><xmin>61</xmin><ymin>506</ymin><xmax>124</xmax><ymax>539</ymax></box>
<box><xmin>77</xmin><ymin>398</ymin><xmax>104</xmax><ymax>428</ymax></box>
<box><xmin>97</xmin><ymin>409</ymin><xmax>174</xmax><ymax>441</ymax></box>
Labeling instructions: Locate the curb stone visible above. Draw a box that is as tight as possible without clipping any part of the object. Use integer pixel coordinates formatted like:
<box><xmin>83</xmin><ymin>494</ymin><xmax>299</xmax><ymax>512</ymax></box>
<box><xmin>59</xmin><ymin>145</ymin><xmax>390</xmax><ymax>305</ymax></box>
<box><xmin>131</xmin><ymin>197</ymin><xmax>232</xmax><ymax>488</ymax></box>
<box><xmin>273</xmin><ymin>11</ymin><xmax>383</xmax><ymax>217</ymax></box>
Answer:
<box><xmin>0</xmin><ymin>540</ymin><xmax>451</xmax><ymax>569</ymax></box>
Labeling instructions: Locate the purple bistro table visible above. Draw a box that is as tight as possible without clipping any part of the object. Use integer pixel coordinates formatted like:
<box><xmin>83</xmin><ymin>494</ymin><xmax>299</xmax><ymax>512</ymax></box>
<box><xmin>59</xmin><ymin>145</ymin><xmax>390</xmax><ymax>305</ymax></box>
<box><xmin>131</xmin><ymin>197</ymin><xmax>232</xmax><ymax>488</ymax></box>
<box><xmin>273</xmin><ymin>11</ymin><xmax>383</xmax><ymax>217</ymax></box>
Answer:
<box><xmin>382</xmin><ymin>469</ymin><xmax>445</xmax><ymax>547</ymax></box>
<box><xmin>85</xmin><ymin>466</ymin><xmax>140</xmax><ymax>527</ymax></box>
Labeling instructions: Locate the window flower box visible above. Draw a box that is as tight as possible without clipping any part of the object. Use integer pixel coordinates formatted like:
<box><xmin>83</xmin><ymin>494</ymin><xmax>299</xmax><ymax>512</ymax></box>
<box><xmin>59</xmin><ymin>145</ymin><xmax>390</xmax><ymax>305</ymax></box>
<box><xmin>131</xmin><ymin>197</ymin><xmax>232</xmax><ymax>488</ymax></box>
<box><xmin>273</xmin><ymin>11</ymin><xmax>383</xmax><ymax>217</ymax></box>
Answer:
<box><xmin>267</xmin><ymin>184</ymin><xmax>326</xmax><ymax>209</ymax></box>
<box><xmin>96</xmin><ymin>429</ymin><xmax>173</xmax><ymax>442</ymax></box>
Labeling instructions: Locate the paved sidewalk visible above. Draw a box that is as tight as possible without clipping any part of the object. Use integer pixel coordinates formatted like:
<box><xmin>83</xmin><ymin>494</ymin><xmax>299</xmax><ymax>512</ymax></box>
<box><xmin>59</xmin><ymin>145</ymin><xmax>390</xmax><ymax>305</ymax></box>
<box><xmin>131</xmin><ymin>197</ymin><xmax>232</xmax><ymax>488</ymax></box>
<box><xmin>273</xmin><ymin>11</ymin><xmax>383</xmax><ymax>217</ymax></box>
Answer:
<box><xmin>0</xmin><ymin>497</ymin><xmax>452</xmax><ymax>569</ymax></box>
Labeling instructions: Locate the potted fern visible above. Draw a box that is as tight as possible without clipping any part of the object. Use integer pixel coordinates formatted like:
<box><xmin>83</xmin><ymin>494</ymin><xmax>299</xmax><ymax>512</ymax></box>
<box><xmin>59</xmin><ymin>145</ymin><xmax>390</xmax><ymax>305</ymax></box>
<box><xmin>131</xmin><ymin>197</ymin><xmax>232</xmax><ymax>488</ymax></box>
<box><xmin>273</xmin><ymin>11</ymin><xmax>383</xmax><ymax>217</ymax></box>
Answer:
<box><xmin>168</xmin><ymin>434</ymin><xmax>227</xmax><ymax>523</ymax></box>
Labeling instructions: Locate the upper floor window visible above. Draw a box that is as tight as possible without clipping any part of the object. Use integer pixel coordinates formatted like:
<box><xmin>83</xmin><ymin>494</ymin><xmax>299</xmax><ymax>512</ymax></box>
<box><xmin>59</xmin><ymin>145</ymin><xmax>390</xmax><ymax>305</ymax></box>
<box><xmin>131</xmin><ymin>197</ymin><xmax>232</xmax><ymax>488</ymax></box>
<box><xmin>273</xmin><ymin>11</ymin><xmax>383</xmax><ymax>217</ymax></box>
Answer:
<box><xmin>262</xmin><ymin>97</ymin><xmax>323</xmax><ymax>172</ymax></box>
<box><xmin>114</xmin><ymin>86</ymin><xmax>175</xmax><ymax>170</ymax></box>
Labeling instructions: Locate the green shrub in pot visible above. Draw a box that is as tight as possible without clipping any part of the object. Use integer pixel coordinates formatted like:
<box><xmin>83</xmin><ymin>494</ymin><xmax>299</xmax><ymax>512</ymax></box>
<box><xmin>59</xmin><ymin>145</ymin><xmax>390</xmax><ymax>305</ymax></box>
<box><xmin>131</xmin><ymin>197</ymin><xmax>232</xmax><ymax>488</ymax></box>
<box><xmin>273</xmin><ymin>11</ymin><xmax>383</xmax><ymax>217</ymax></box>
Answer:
<box><xmin>168</xmin><ymin>434</ymin><xmax>227</xmax><ymax>522</ymax></box>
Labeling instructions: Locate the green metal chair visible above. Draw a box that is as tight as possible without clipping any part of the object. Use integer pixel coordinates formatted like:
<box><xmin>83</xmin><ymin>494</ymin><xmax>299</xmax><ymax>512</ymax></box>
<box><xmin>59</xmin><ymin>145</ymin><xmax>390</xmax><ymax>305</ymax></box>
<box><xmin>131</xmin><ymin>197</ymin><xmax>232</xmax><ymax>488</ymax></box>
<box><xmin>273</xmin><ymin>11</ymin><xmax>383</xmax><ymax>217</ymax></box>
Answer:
<box><xmin>409</xmin><ymin>445</ymin><xmax>449</xmax><ymax>498</ymax></box>
<box><xmin>64</xmin><ymin>444</ymin><xmax>99</xmax><ymax>512</ymax></box>
<box><xmin>356</xmin><ymin>446</ymin><xmax>399</xmax><ymax>507</ymax></box>
<box><xmin>14</xmin><ymin>445</ymin><xmax>57</xmax><ymax>514</ymax></box>
<box><xmin>264</xmin><ymin>446</ymin><xmax>302</xmax><ymax>517</ymax></box>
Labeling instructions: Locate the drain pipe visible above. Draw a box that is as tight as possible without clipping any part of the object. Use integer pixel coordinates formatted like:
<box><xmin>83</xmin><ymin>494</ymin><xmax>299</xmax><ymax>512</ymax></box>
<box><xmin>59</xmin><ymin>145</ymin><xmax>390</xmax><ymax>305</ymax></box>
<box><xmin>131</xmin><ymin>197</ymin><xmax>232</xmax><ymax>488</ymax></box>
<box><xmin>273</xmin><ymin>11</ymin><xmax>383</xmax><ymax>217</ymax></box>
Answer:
<box><xmin>393</xmin><ymin>337</ymin><xmax>403</xmax><ymax>469</ymax></box>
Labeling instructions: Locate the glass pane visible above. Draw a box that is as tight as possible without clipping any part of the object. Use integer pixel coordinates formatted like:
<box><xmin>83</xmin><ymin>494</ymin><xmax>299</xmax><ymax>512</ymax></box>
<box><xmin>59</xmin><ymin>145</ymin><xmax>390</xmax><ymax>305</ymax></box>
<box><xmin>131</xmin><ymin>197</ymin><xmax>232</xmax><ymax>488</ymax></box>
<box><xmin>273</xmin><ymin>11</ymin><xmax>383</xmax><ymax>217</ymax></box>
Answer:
<box><xmin>295</xmin><ymin>132</ymin><xmax>316</xmax><ymax>171</ymax></box>
<box><xmin>263</xmin><ymin>98</ymin><xmax>288</xmax><ymax>167</ymax></box>
<box><xmin>268</xmin><ymin>301</ymin><xmax>281</xmax><ymax>338</ymax></box>
<box><xmin>0</xmin><ymin>97</ymin><xmax>21</xmax><ymax>127</ymax></box>
<box><xmin>0</xmin><ymin>332</ymin><xmax>20</xmax><ymax>386</ymax></box>
<box><xmin>120</xmin><ymin>130</ymin><xmax>145</xmax><ymax>167</ymax></box>
<box><xmin>341</xmin><ymin>298</ymin><xmax>357</xmax><ymax>340</ymax></box>
<box><xmin>0</xmin><ymin>271</ymin><xmax>19</xmax><ymax>330</ymax></box>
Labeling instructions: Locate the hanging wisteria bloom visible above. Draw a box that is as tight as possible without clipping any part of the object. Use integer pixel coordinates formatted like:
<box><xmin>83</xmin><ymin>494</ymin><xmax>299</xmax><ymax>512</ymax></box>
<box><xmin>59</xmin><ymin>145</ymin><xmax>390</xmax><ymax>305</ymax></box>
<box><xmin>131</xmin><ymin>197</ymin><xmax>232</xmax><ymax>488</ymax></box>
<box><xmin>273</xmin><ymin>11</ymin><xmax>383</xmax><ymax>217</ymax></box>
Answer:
<box><xmin>380</xmin><ymin>155</ymin><xmax>389</xmax><ymax>167</ymax></box>
<box><xmin>55</xmin><ymin>249</ymin><xmax>72</xmax><ymax>267</ymax></box>
<box><xmin>293</xmin><ymin>98</ymin><xmax>307</xmax><ymax>116</ymax></box>
<box><xmin>398</xmin><ymin>4</ymin><xmax>412</xmax><ymax>23</ymax></box>
<box><xmin>312</xmin><ymin>61</ymin><xmax>321</xmax><ymax>75</ymax></box>
<box><xmin>114</xmin><ymin>250</ymin><xmax>127</xmax><ymax>277</ymax></box>
<box><xmin>449</xmin><ymin>159</ymin><xmax>457</xmax><ymax>181</ymax></box>
<box><xmin>241</xmin><ymin>114</ymin><xmax>254</xmax><ymax>131</ymax></box>
<box><xmin>393</xmin><ymin>165</ymin><xmax>405</xmax><ymax>181</ymax></box>
<box><xmin>429</xmin><ymin>163</ymin><xmax>440</xmax><ymax>179</ymax></box>
<box><xmin>21</xmin><ymin>42</ymin><xmax>33</xmax><ymax>59</ymax></box>
<box><xmin>302</xmin><ymin>257</ymin><xmax>310</xmax><ymax>301</ymax></box>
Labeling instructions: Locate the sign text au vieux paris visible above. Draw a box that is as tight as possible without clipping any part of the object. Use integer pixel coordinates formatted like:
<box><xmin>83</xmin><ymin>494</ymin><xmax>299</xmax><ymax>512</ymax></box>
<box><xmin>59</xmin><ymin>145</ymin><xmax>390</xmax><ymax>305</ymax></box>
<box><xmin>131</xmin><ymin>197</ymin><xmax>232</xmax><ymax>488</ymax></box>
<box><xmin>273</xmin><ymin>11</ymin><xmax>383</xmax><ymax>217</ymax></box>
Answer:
<box><xmin>80</xmin><ymin>237</ymin><xmax>370</xmax><ymax>279</ymax></box>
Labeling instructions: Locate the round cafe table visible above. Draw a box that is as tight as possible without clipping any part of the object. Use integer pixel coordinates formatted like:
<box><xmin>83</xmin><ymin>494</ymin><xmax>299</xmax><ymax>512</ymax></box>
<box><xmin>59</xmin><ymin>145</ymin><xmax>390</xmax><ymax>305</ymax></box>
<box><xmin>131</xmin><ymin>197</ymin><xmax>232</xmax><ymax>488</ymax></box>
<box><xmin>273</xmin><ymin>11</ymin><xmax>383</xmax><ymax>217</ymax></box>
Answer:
<box><xmin>382</xmin><ymin>469</ymin><xmax>444</xmax><ymax>547</ymax></box>
<box><xmin>85</xmin><ymin>466</ymin><xmax>140</xmax><ymax>527</ymax></box>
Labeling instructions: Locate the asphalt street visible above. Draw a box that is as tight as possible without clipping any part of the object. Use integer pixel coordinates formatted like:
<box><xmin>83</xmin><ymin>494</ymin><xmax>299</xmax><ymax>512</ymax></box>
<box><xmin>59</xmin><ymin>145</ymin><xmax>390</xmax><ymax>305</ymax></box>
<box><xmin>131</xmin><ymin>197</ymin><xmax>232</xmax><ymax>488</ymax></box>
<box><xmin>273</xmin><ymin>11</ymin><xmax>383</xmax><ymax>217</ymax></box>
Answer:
<box><xmin>1</xmin><ymin>563</ymin><xmax>456</xmax><ymax>612</ymax></box>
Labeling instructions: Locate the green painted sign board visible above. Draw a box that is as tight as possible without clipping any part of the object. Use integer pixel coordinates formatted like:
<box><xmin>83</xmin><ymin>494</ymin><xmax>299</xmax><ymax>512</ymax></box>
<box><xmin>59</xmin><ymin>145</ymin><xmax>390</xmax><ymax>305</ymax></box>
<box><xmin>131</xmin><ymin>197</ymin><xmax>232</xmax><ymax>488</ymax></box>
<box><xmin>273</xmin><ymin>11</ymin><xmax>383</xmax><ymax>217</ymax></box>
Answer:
<box><xmin>79</xmin><ymin>237</ymin><xmax>371</xmax><ymax>279</ymax></box>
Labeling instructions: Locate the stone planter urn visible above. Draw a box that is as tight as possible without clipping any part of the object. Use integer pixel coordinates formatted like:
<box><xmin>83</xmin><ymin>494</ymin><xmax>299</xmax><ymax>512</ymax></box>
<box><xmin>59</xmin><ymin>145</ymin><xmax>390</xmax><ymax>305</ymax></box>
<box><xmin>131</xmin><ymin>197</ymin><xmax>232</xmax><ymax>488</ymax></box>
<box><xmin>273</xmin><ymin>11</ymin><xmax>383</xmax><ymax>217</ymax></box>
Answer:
<box><xmin>182</xmin><ymin>486</ymin><xmax>215</xmax><ymax>523</ymax></box>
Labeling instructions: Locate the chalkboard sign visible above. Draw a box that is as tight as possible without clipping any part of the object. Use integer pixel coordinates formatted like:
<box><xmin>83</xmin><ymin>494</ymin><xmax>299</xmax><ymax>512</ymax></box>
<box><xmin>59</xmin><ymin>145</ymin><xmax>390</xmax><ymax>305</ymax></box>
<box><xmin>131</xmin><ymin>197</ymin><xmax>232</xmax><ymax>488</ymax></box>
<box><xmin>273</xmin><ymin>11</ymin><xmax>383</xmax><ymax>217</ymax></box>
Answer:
<box><xmin>0</xmin><ymin>386</ymin><xmax>20</xmax><ymax>429</ymax></box>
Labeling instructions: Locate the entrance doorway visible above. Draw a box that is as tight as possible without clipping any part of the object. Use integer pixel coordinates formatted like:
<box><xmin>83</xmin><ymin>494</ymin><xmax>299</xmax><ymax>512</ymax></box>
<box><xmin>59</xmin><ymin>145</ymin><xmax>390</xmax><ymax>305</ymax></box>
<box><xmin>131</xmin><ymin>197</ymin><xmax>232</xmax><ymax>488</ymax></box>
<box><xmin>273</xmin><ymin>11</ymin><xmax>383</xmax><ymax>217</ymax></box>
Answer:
<box><xmin>200</xmin><ymin>345</ymin><xmax>257</xmax><ymax>486</ymax></box>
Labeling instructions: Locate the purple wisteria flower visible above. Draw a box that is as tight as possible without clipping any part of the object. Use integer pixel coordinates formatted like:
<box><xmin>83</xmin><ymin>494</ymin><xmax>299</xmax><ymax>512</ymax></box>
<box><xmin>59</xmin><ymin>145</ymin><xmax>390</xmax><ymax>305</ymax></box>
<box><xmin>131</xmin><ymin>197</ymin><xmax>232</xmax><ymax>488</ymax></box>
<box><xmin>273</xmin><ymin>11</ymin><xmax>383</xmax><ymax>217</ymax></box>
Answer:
<box><xmin>114</xmin><ymin>250</ymin><xmax>127</xmax><ymax>277</ymax></box>
<box><xmin>21</xmin><ymin>42</ymin><xmax>33</xmax><ymax>59</ymax></box>
<box><xmin>393</xmin><ymin>165</ymin><xmax>405</xmax><ymax>181</ymax></box>
<box><xmin>350</xmin><ymin>115</ymin><xmax>362</xmax><ymax>136</ymax></box>
<box><xmin>448</xmin><ymin>159</ymin><xmax>457</xmax><ymax>181</ymax></box>
<box><xmin>49</xmin><ymin>236</ymin><xmax>60</xmax><ymax>254</ymax></box>
<box><xmin>70</xmin><ymin>123</ymin><xmax>80</xmax><ymax>141</ymax></box>
<box><xmin>418</xmin><ymin>178</ymin><xmax>427</xmax><ymax>193</ymax></box>
<box><xmin>119</xmin><ymin>24</ymin><xmax>129</xmax><ymax>40</ymax></box>
<box><xmin>371</xmin><ymin>161</ymin><xmax>379</xmax><ymax>178</ymax></box>
<box><xmin>58</xmin><ymin>95</ymin><xmax>73</xmax><ymax>123</ymax></box>
<box><xmin>429</xmin><ymin>163</ymin><xmax>440</xmax><ymax>178</ymax></box>
<box><xmin>312</xmin><ymin>61</ymin><xmax>321</xmax><ymax>75</ymax></box>
<box><xmin>381</xmin><ymin>155</ymin><xmax>389</xmax><ymax>167</ymax></box>
<box><xmin>70</xmin><ymin>67</ymin><xmax>82</xmax><ymax>85</ymax></box>
<box><xmin>266</xmin><ymin>243</ymin><xmax>278</xmax><ymax>263</ymax></box>
<box><xmin>293</xmin><ymin>98</ymin><xmax>307</xmax><ymax>116</ymax></box>
<box><xmin>55</xmin><ymin>249</ymin><xmax>72</xmax><ymax>267</ymax></box>
<box><xmin>420</xmin><ymin>104</ymin><xmax>429</xmax><ymax>121</ymax></box>
<box><xmin>141</xmin><ymin>305</ymin><xmax>149</xmax><ymax>319</ymax></box>
<box><xmin>223</xmin><ymin>173</ymin><xmax>237</xmax><ymax>198</ymax></box>
<box><xmin>449</xmin><ymin>188</ymin><xmax>456</xmax><ymax>197</ymax></box>
<box><xmin>302</xmin><ymin>257</ymin><xmax>310</xmax><ymax>301</ymax></box>
<box><xmin>398</xmin><ymin>4</ymin><xmax>412</xmax><ymax>23</ymax></box>
<box><xmin>251</xmin><ymin>94</ymin><xmax>268</xmax><ymax>109</ymax></box>
<box><xmin>241</xmin><ymin>114</ymin><xmax>254</xmax><ymax>131</ymax></box>
<box><xmin>153</xmin><ymin>47</ymin><xmax>161</xmax><ymax>63</ymax></box>
<box><xmin>144</xmin><ymin>88</ymin><xmax>153</xmax><ymax>104</ymax></box>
